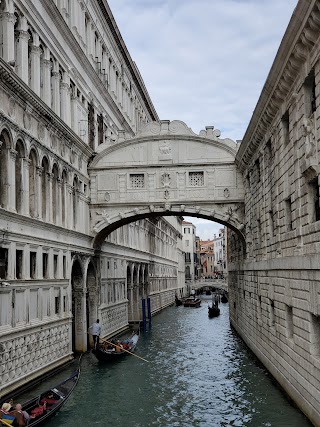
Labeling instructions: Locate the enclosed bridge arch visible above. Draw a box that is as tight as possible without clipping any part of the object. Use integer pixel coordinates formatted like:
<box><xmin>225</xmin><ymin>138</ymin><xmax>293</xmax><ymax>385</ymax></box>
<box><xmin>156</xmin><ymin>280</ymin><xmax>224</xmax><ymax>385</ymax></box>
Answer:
<box><xmin>88</xmin><ymin>120</ymin><xmax>246</xmax><ymax>248</ymax></box>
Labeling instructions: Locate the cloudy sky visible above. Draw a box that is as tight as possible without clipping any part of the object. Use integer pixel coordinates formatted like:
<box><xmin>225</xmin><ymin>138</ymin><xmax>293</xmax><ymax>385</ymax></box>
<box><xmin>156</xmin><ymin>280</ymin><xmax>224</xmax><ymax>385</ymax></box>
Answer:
<box><xmin>108</xmin><ymin>0</ymin><xmax>298</xmax><ymax>239</ymax></box>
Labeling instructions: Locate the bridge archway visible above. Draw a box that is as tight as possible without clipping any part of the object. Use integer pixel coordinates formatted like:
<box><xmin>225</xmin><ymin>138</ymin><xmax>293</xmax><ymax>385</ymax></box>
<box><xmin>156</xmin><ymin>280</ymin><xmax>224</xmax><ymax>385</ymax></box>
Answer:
<box><xmin>89</xmin><ymin>120</ymin><xmax>246</xmax><ymax>250</ymax></box>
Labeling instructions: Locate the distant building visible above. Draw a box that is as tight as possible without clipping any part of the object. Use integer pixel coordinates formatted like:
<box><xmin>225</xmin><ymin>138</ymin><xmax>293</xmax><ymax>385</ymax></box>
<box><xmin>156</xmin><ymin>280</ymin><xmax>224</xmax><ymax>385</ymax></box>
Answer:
<box><xmin>213</xmin><ymin>228</ymin><xmax>226</xmax><ymax>278</ymax></box>
<box><xmin>182</xmin><ymin>221</ymin><xmax>197</xmax><ymax>282</ymax></box>
<box><xmin>200</xmin><ymin>239</ymin><xmax>215</xmax><ymax>278</ymax></box>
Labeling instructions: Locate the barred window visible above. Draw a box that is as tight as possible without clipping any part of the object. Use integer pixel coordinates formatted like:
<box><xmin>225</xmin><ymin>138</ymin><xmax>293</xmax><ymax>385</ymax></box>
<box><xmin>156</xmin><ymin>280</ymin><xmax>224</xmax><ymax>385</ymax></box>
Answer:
<box><xmin>130</xmin><ymin>174</ymin><xmax>145</xmax><ymax>188</ymax></box>
<box><xmin>189</xmin><ymin>172</ymin><xmax>204</xmax><ymax>186</ymax></box>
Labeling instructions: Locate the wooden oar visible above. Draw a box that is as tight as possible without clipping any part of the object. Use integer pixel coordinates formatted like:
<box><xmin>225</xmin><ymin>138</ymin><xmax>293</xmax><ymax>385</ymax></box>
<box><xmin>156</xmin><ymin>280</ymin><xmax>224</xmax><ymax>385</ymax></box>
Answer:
<box><xmin>0</xmin><ymin>417</ymin><xmax>15</xmax><ymax>427</ymax></box>
<box><xmin>99</xmin><ymin>338</ymin><xmax>149</xmax><ymax>363</ymax></box>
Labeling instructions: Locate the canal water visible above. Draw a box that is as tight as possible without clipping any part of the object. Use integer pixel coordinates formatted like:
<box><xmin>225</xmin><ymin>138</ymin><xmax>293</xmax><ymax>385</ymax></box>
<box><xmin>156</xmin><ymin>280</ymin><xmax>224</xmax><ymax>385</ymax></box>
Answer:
<box><xmin>18</xmin><ymin>300</ymin><xmax>312</xmax><ymax>426</ymax></box>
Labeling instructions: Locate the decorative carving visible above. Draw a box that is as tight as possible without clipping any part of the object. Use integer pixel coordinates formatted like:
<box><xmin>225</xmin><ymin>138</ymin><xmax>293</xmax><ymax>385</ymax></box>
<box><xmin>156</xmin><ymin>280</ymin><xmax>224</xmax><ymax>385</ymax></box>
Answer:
<box><xmin>223</xmin><ymin>188</ymin><xmax>230</xmax><ymax>198</ymax></box>
<box><xmin>38</xmin><ymin>122</ymin><xmax>45</xmax><ymax>141</ymax></box>
<box><xmin>159</xmin><ymin>142</ymin><xmax>171</xmax><ymax>155</ymax></box>
<box><xmin>302</xmin><ymin>117</ymin><xmax>316</xmax><ymax>159</ymax></box>
<box><xmin>161</xmin><ymin>172</ymin><xmax>171</xmax><ymax>188</ymax></box>
<box><xmin>180</xmin><ymin>205</ymin><xmax>185</xmax><ymax>211</ymax></box>
<box><xmin>23</xmin><ymin>111</ymin><xmax>31</xmax><ymax>130</ymax></box>
<box><xmin>164</xmin><ymin>189</ymin><xmax>170</xmax><ymax>199</ymax></box>
<box><xmin>104</xmin><ymin>192</ymin><xmax>110</xmax><ymax>202</ymax></box>
<box><xmin>164</xmin><ymin>203</ymin><xmax>171</xmax><ymax>211</ymax></box>
<box><xmin>149</xmin><ymin>205</ymin><xmax>155</xmax><ymax>212</ymax></box>
<box><xmin>8</xmin><ymin>97</ymin><xmax>15</xmax><ymax>118</ymax></box>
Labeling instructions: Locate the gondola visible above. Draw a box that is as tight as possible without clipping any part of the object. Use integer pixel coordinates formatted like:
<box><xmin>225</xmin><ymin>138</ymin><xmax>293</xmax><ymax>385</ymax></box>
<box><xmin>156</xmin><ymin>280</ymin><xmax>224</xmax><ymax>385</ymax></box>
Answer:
<box><xmin>1</xmin><ymin>366</ymin><xmax>80</xmax><ymax>426</ymax></box>
<box><xmin>183</xmin><ymin>297</ymin><xmax>201</xmax><ymax>308</ymax></box>
<box><xmin>221</xmin><ymin>293</ymin><xmax>228</xmax><ymax>303</ymax></box>
<box><xmin>93</xmin><ymin>331</ymin><xmax>139</xmax><ymax>362</ymax></box>
<box><xmin>208</xmin><ymin>305</ymin><xmax>220</xmax><ymax>318</ymax></box>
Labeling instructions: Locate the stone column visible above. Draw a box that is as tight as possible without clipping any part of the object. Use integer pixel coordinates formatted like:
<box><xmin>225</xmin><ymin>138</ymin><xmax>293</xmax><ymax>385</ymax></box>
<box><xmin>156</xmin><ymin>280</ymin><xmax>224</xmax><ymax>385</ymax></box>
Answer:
<box><xmin>71</xmin><ymin>87</ymin><xmax>78</xmax><ymax>133</ymax></box>
<box><xmin>1</xmin><ymin>5</ymin><xmax>16</xmax><ymax>63</ymax></box>
<box><xmin>51</xmin><ymin>63</ymin><xmax>61</xmax><ymax>115</ymax></box>
<box><xmin>22</xmin><ymin>158</ymin><xmax>30</xmax><ymax>215</ymax></box>
<box><xmin>15</xmin><ymin>16</ymin><xmax>29</xmax><ymax>84</ymax></box>
<box><xmin>42</xmin><ymin>48</ymin><xmax>51</xmax><ymax>106</ymax></box>
<box><xmin>30</xmin><ymin>32</ymin><xmax>41</xmax><ymax>96</ymax></box>
<box><xmin>23</xmin><ymin>244</ymin><xmax>30</xmax><ymax>280</ymax></box>
<box><xmin>8</xmin><ymin>149</ymin><xmax>17</xmax><ymax>212</ymax></box>
<box><xmin>60</xmin><ymin>72</ymin><xmax>71</xmax><ymax>126</ymax></box>
<box><xmin>7</xmin><ymin>242</ymin><xmax>16</xmax><ymax>280</ymax></box>
<box><xmin>36</xmin><ymin>166</ymin><xmax>43</xmax><ymax>220</ymax></box>
<box><xmin>47</xmin><ymin>172</ymin><xmax>53</xmax><ymax>223</ymax></box>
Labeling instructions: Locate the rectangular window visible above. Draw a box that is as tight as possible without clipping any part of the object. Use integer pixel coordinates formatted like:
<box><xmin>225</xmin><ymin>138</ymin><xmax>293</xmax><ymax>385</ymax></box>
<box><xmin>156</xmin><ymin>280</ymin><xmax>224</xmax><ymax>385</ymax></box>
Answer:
<box><xmin>304</xmin><ymin>69</ymin><xmax>316</xmax><ymax>117</ymax></box>
<box><xmin>55</xmin><ymin>295</ymin><xmax>60</xmax><ymax>314</ymax></box>
<box><xmin>281</xmin><ymin>111</ymin><xmax>289</xmax><ymax>145</ymax></box>
<box><xmin>130</xmin><ymin>174</ymin><xmax>145</xmax><ymax>188</ymax></box>
<box><xmin>30</xmin><ymin>252</ymin><xmax>37</xmax><ymax>279</ymax></box>
<box><xmin>286</xmin><ymin>305</ymin><xmax>294</xmax><ymax>339</ymax></box>
<box><xmin>16</xmin><ymin>250</ymin><xmax>23</xmax><ymax>279</ymax></box>
<box><xmin>63</xmin><ymin>295</ymin><xmax>67</xmax><ymax>312</ymax></box>
<box><xmin>54</xmin><ymin>255</ymin><xmax>58</xmax><ymax>278</ymax></box>
<box><xmin>63</xmin><ymin>256</ymin><xmax>66</xmax><ymax>278</ymax></box>
<box><xmin>310</xmin><ymin>314</ymin><xmax>320</xmax><ymax>357</ymax></box>
<box><xmin>269</xmin><ymin>210</ymin><xmax>274</xmax><ymax>237</ymax></box>
<box><xmin>285</xmin><ymin>197</ymin><xmax>293</xmax><ymax>231</ymax></box>
<box><xmin>255</xmin><ymin>159</ymin><xmax>261</xmax><ymax>182</ymax></box>
<box><xmin>0</xmin><ymin>248</ymin><xmax>8</xmax><ymax>279</ymax></box>
<box><xmin>308</xmin><ymin>177</ymin><xmax>320</xmax><ymax>223</ymax></box>
<box><xmin>42</xmin><ymin>253</ymin><xmax>48</xmax><ymax>279</ymax></box>
<box><xmin>189</xmin><ymin>171</ymin><xmax>204</xmax><ymax>187</ymax></box>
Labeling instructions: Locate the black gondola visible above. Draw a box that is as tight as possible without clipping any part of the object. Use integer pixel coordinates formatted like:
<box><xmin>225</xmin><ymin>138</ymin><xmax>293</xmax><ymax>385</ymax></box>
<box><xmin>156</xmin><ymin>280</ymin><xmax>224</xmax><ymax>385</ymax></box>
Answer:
<box><xmin>1</xmin><ymin>367</ymin><xmax>80</xmax><ymax>426</ymax></box>
<box><xmin>93</xmin><ymin>331</ymin><xmax>139</xmax><ymax>362</ymax></box>
<box><xmin>221</xmin><ymin>293</ymin><xmax>228</xmax><ymax>303</ymax></box>
<box><xmin>208</xmin><ymin>305</ymin><xmax>220</xmax><ymax>318</ymax></box>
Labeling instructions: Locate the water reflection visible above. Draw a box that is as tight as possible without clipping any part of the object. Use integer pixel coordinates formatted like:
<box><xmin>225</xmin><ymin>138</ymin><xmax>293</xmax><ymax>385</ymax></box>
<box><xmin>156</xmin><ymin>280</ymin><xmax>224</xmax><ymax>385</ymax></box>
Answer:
<box><xmin>20</xmin><ymin>301</ymin><xmax>312</xmax><ymax>427</ymax></box>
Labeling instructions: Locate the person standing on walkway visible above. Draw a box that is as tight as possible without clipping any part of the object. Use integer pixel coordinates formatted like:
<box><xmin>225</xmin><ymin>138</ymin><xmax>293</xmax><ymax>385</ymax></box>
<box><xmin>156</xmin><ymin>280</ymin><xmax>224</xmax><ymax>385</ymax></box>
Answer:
<box><xmin>88</xmin><ymin>319</ymin><xmax>101</xmax><ymax>350</ymax></box>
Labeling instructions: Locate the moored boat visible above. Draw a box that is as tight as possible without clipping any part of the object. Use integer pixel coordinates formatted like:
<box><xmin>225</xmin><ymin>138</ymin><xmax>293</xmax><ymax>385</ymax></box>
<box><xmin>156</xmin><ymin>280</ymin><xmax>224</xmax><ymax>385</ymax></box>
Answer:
<box><xmin>1</xmin><ymin>367</ymin><xmax>80</xmax><ymax>426</ymax></box>
<box><xmin>93</xmin><ymin>331</ymin><xmax>139</xmax><ymax>362</ymax></box>
<box><xmin>183</xmin><ymin>297</ymin><xmax>201</xmax><ymax>308</ymax></box>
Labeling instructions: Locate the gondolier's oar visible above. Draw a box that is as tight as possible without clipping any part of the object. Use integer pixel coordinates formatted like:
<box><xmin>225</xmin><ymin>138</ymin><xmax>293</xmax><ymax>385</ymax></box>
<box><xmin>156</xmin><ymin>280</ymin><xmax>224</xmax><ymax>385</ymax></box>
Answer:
<box><xmin>100</xmin><ymin>338</ymin><xmax>149</xmax><ymax>363</ymax></box>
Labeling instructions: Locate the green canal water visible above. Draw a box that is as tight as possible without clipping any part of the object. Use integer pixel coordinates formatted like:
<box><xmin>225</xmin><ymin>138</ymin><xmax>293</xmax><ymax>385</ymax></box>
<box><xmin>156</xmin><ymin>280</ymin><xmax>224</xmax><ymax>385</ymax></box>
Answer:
<box><xmin>17</xmin><ymin>301</ymin><xmax>312</xmax><ymax>426</ymax></box>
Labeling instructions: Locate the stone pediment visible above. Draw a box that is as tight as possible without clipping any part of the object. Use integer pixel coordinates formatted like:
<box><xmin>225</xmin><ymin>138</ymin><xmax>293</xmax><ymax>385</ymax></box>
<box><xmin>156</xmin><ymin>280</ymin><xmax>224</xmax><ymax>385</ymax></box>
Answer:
<box><xmin>92</xmin><ymin>120</ymin><xmax>239</xmax><ymax>168</ymax></box>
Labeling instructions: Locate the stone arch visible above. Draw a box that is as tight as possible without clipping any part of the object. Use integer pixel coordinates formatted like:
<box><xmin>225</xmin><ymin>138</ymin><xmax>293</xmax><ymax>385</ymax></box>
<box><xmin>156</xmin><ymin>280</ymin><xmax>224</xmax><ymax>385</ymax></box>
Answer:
<box><xmin>85</xmin><ymin>260</ymin><xmax>98</xmax><ymax>349</ymax></box>
<box><xmin>70</xmin><ymin>256</ymin><xmax>85</xmax><ymax>352</ymax></box>
<box><xmin>28</xmin><ymin>148</ymin><xmax>38</xmax><ymax>218</ymax></box>
<box><xmin>15</xmin><ymin>139</ymin><xmax>25</xmax><ymax>214</ymax></box>
<box><xmin>0</xmin><ymin>128</ymin><xmax>12</xmax><ymax>208</ymax></box>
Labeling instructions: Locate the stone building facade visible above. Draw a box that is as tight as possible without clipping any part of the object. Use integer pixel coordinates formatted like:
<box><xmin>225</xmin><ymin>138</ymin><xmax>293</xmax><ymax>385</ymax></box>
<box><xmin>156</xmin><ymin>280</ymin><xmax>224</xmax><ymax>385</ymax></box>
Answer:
<box><xmin>230</xmin><ymin>1</ymin><xmax>320</xmax><ymax>424</ymax></box>
<box><xmin>0</xmin><ymin>0</ymin><xmax>184</xmax><ymax>397</ymax></box>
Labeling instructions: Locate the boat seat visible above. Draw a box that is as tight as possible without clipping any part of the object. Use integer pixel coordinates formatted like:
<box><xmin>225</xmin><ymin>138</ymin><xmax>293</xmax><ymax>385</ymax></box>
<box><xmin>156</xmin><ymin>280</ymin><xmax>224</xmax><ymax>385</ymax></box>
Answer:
<box><xmin>0</xmin><ymin>414</ymin><xmax>15</xmax><ymax>425</ymax></box>
<box><xmin>30</xmin><ymin>405</ymin><xmax>46</xmax><ymax>417</ymax></box>
<box><xmin>40</xmin><ymin>398</ymin><xmax>59</xmax><ymax>405</ymax></box>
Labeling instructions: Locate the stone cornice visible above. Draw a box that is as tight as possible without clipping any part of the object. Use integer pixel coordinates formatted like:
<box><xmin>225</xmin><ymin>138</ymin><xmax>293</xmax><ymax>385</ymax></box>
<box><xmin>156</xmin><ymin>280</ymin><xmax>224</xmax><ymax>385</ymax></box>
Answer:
<box><xmin>96</xmin><ymin>0</ymin><xmax>159</xmax><ymax>121</ymax></box>
<box><xmin>0</xmin><ymin>57</ymin><xmax>93</xmax><ymax>160</ymax></box>
<box><xmin>235</xmin><ymin>0</ymin><xmax>318</xmax><ymax>173</ymax></box>
<box><xmin>39</xmin><ymin>0</ymin><xmax>157</xmax><ymax>130</ymax></box>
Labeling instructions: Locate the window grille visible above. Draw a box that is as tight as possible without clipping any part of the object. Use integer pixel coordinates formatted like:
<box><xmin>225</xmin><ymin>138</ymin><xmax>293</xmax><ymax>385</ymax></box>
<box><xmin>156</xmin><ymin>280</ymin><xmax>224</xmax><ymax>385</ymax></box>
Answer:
<box><xmin>189</xmin><ymin>172</ymin><xmax>204</xmax><ymax>186</ymax></box>
<box><xmin>130</xmin><ymin>174</ymin><xmax>145</xmax><ymax>188</ymax></box>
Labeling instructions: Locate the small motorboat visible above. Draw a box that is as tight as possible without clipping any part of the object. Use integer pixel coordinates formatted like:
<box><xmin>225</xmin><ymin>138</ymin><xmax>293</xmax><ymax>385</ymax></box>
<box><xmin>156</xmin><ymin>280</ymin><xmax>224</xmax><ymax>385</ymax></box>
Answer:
<box><xmin>93</xmin><ymin>331</ymin><xmax>139</xmax><ymax>362</ymax></box>
<box><xmin>1</xmin><ymin>366</ymin><xmax>80</xmax><ymax>426</ymax></box>
<box><xmin>183</xmin><ymin>297</ymin><xmax>201</xmax><ymax>308</ymax></box>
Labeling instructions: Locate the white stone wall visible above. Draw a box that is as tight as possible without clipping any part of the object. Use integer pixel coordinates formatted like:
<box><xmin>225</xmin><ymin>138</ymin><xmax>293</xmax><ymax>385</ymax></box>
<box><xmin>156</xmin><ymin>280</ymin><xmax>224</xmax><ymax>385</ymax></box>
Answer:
<box><xmin>232</xmin><ymin>1</ymin><xmax>320</xmax><ymax>425</ymax></box>
<box><xmin>0</xmin><ymin>0</ymin><xmax>182</xmax><ymax>397</ymax></box>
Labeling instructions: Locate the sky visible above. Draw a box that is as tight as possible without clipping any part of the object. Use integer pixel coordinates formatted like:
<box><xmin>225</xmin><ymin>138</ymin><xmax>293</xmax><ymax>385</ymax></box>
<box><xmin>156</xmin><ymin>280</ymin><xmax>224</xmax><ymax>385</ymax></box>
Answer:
<box><xmin>108</xmin><ymin>0</ymin><xmax>298</xmax><ymax>239</ymax></box>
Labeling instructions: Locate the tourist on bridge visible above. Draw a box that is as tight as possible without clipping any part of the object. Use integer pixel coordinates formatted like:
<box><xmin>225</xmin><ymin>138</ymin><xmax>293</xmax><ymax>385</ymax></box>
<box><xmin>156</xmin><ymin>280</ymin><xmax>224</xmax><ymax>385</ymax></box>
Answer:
<box><xmin>88</xmin><ymin>319</ymin><xmax>102</xmax><ymax>350</ymax></box>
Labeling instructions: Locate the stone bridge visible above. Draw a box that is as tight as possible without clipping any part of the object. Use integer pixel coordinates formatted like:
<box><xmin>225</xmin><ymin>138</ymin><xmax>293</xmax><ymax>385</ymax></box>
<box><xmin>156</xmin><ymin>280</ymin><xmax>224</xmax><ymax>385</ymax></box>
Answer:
<box><xmin>89</xmin><ymin>120</ymin><xmax>245</xmax><ymax>247</ymax></box>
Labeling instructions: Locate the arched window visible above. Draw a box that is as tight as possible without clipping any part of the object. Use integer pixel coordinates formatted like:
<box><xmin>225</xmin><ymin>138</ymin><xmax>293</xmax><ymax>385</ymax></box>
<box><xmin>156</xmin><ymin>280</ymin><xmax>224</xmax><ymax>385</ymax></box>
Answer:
<box><xmin>61</xmin><ymin>169</ymin><xmax>67</xmax><ymax>227</ymax></box>
<box><xmin>29</xmin><ymin>149</ymin><xmax>38</xmax><ymax>217</ymax></box>
<box><xmin>41</xmin><ymin>157</ymin><xmax>49</xmax><ymax>221</ymax></box>
<box><xmin>72</xmin><ymin>176</ymin><xmax>79</xmax><ymax>229</ymax></box>
<box><xmin>52</xmin><ymin>164</ymin><xmax>59</xmax><ymax>224</ymax></box>
<box><xmin>0</xmin><ymin>130</ymin><xmax>10</xmax><ymax>209</ymax></box>
<box><xmin>15</xmin><ymin>140</ymin><xmax>25</xmax><ymax>214</ymax></box>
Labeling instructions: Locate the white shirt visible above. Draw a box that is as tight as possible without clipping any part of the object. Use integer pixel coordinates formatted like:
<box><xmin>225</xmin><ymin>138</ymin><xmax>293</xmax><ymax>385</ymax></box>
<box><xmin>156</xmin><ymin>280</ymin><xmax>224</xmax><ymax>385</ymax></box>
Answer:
<box><xmin>90</xmin><ymin>322</ymin><xmax>101</xmax><ymax>336</ymax></box>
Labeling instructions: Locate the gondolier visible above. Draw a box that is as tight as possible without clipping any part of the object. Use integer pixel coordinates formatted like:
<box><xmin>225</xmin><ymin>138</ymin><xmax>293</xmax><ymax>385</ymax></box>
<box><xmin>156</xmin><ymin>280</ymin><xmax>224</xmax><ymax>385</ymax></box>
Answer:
<box><xmin>88</xmin><ymin>319</ymin><xmax>101</xmax><ymax>350</ymax></box>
